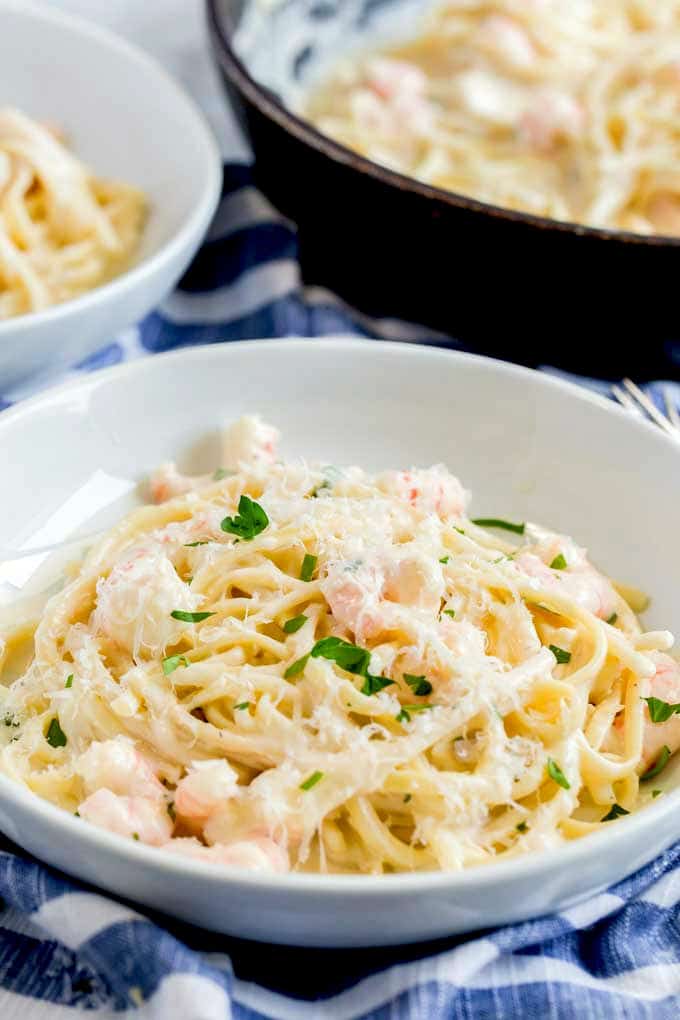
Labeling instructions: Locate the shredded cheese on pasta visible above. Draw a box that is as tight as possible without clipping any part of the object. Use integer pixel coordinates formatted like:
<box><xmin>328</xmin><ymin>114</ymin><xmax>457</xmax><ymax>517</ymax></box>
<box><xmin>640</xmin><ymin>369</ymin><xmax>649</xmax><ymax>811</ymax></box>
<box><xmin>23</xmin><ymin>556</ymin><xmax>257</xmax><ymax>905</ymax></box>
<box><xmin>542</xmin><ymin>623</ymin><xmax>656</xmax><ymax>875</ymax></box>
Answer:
<box><xmin>1</xmin><ymin>416</ymin><xmax>678</xmax><ymax>875</ymax></box>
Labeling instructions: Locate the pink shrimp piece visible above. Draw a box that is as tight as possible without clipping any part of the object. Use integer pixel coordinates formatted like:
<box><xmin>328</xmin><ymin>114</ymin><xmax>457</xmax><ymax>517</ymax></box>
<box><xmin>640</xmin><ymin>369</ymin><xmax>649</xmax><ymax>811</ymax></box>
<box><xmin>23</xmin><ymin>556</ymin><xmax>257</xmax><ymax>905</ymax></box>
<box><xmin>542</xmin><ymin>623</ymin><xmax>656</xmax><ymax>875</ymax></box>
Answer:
<box><xmin>377</xmin><ymin>466</ymin><xmax>468</xmax><ymax>519</ymax></box>
<box><xmin>476</xmin><ymin>15</ymin><xmax>536</xmax><ymax>70</ymax></box>
<box><xmin>221</xmin><ymin>416</ymin><xmax>279</xmax><ymax>469</ymax></box>
<box><xmin>76</xmin><ymin>737</ymin><xmax>165</xmax><ymax>800</ymax></box>
<box><xmin>162</xmin><ymin>836</ymin><xmax>289</xmax><ymax>873</ymax></box>
<box><xmin>519</xmin><ymin>90</ymin><xmax>584</xmax><ymax>151</ymax></box>
<box><xmin>383</xmin><ymin>555</ymin><xmax>444</xmax><ymax>613</ymax></box>
<box><xmin>321</xmin><ymin>561</ymin><xmax>387</xmax><ymax>642</ymax></box>
<box><xmin>149</xmin><ymin>463</ymin><xmax>195</xmax><ymax>504</ymax></box>
<box><xmin>92</xmin><ymin>546</ymin><xmax>203</xmax><ymax>656</ymax></box>
<box><xmin>78</xmin><ymin>789</ymin><xmax>173</xmax><ymax>846</ymax></box>
<box><xmin>365</xmin><ymin>57</ymin><xmax>428</xmax><ymax>101</ymax></box>
<box><xmin>639</xmin><ymin>652</ymin><xmax>680</xmax><ymax>771</ymax></box>
<box><xmin>174</xmin><ymin>760</ymin><xmax>239</xmax><ymax>821</ymax></box>
<box><xmin>514</xmin><ymin>527</ymin><xmax>617</xmax><ymax>620</ymax></box>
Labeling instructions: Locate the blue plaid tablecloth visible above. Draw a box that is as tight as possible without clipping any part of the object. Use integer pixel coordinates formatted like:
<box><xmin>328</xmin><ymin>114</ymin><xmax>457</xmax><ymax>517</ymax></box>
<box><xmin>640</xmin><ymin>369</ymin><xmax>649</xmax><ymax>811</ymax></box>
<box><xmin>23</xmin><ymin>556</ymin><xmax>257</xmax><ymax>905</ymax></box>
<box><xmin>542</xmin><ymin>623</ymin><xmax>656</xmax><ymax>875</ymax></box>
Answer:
<box><xmin>1</xmin><ymin>3</ymin><xmax>680</xmax><ymax>1017</ymax></box>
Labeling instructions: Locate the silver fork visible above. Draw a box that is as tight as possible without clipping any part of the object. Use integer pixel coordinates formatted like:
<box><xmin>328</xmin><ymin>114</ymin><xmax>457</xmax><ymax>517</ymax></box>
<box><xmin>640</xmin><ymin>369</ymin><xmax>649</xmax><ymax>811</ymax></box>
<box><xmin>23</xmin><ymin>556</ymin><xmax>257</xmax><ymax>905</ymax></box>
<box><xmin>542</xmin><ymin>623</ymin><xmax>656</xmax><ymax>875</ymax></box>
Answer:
<box><xmin>611</xmin><ymin>378</ymin><xmax>680</xmax><ymax>439</ymax></box>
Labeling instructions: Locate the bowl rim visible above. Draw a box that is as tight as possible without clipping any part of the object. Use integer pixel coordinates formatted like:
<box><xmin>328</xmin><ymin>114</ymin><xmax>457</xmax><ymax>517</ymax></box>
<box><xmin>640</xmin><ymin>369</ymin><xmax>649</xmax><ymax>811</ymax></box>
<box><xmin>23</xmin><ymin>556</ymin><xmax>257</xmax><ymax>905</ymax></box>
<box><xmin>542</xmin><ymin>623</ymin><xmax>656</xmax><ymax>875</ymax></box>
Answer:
<box><xmin>206</xmin><ymin>0</ymin><xmax>680</xmax><ymax>250</ymax></box>
<box><xmin>0</xmin><ymin>0</ymin><xmax>223</xmax><ymax>341</ymax></box>
<box><xmin>1</xmin><ymin>335</ymin><xmax>679</xmax><ymax>895</ymax></box>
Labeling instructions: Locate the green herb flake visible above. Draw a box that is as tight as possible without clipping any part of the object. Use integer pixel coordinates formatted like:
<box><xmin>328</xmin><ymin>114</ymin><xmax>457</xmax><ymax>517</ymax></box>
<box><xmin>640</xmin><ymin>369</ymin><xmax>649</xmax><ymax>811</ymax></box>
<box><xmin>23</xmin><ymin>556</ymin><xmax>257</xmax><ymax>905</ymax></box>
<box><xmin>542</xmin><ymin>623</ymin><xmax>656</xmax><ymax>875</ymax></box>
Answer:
<box><xmin>167</xmin><ymin>803</ymin><xmax>176</xmax><ymax>822</ymax></box>
<box><xmin>652</xmin><ymin>789</ymin><xmax>663</xmax><ymax>798</ymax></box>
<box><xmin>184</xmin><ymin>540</ymin><xmax>209</xmax><ymax>548</ymax></box>
<box><xmin>549</xmin><ymin>645</ymin><xmax>572</xmax><ymax>665</ymax></box>
<box><xmin>362</xmin><ymin>674</ymin><xmax>396</xmax><ymax>696</ymax></box>
<box><xmin>454</xmin><ymin>527</ymin><xmax>466</xmax><ymax>536</ymax></box>
<box><xmin>299</xmin><ymin>770</ymin><xmax>323</xmax><ymax>791</ymax></box>
<box><xmin>234</xmin><ymin>701</ymin><xmax>251</xmax><ymax>711</ymax></box>
<box><xmin>300</xmin><ymin>553</ymin><xmax>318</xmax><ymax>582</ymax></box>
<box><xmin>442</xmin><ymin>609</ymin><xmax>456</xmax><ymax>619</ymax></box>
<box><xmin>643</xmin><ymin>697</ymin><xmax>680</xmax><ymax>724</ymax></box>
<box><xmin>221</xmin><ymin>494</ymin><xmax>269</xmax><ymax>540</ymax></box>
<box><xmin>641</xmin><ymin>745</ymin><xmax>671</xmax><ymax>781</ymax></box>
<box><xmin>403</xmin><ymin>793</ymin><xmax>412</xmax><ymax>804</ymax></box>
<box><xmin>472</xmin><ymin>518</ymin><xmax>525</xmax><ymax>535</ymax></box>
<box><xmin>601</xmin><ymin>803</ymin><xmax>630</xmax><ymax>822</ymax></box>
<box><xmin>546</xmin><ymin>757</ymin><xmax>570</xmax><ymax>789</ymax></box>
<box><xmin>516</xmin><ymin>821</ymin><xmax>528</xmax><ymax>833</ymax></box>
<box><xmin>607</xmin><ymin>612</ymin><xmax>618</xmax><ymax>625</ymax></box>
<box><xmin>132</xmin><ymin>832</ymin><xmax>140</xmax><ymax>841</ymax></box>
<box><xmin>283</xmin><ymin>614</ymin><xmax>308</xmax><ymax>634</ymax></box>
<box><xmin>46</xmin><ymin>717</ymin><xmax>67</xmax><ymax>749</ymax></box>
<box><xmin>311</xmin><ymin>636</ymin><xmax>370</xmax><ymax>675</ymax></box>
<box><xmin>550</xmin><ymin>553</ymin><xmax>568</xmax><ymax>570</ymax></box>
<box><xmin>162</xmin><ymin>654</ymin><xmax>189</xmax><ymax>675</ymax></box>
<box><xmin>404</xmin><ymin>673</ymin><xmax>433</xmax><ymax>697</ymax></box>
<box><xmin>64</xmin><ymin>675</ymin><xmax>74</xmax><ymax>689</ymax></box>
<box><xmin>3</xmin><ymin>713</ymin><xmax>18</xmax><ymax>728</ymax></box>
<box><xmin>439</xmin><ymin>555</ymin><xmax>450</xmax><ymax>564</ymax></box>
<box><xmin>74</xmin><ymin>811</ymin><xmax>80</xmax><ymax>818</ymax></box>
<box><xmin>284</xmin><ymin>654</ymin><xmax>309</xmax><ymax>679</ymax></box>
<box><xmin>396</xmin><ymin>704</ymin><xmax>435</xmax><ymax>724</ymax></box>
<box><xmin>170</xmin><ymin>610</ymin><xmax>215</xmax><ymax>623</ymax></box>
<box><xmin>213</xmin><ymin>468</ymin><xmax>234</xmax><ymax>481</ymax></box>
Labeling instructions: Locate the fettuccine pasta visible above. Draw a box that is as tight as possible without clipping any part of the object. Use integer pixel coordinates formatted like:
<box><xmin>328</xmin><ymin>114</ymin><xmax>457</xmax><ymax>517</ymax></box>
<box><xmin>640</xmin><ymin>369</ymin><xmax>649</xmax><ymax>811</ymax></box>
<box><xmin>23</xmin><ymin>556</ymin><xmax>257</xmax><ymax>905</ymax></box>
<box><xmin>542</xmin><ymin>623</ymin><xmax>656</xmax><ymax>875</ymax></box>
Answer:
<box><xmin>0</xmin><ymin>107</ymin><xmax>146</xmax><ymax>320</ymax></box>
<box><xmin>1</xmin><ymin>416</ymin><xmax>678</xmax><ymax>875</ymax></box>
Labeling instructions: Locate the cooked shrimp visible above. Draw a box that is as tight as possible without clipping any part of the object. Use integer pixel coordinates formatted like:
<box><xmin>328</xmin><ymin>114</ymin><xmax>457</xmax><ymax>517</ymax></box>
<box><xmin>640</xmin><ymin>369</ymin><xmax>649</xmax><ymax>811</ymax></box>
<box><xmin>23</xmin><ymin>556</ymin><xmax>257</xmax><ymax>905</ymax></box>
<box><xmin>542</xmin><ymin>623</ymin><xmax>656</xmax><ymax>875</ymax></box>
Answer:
<box><xmin>221</xmin><ymin>415</ymin><xmax>279</xmax><ymax>469</ymax></box>
<box><xmin>515</xmin><ymin>525</ymin><xmax>617</xmax><ymax>620</ymax></box>
<box><xmin>75</xmin><ymin>737</ymin><xmax>165</xmax><ymax>800</ymax></box>
<box><xmin>639</xmin><ymin>652</ymin><xmax>680</xmax><ymax>770</ymax></box>
<box><xmin>174</xmin><ymin>760</ymin><xmax>239</xmax><ymax>820</ymax></box>
<box><xmin>92</xmin><ymin>546</ymin><xmax>203</xmax><ymax>657</ymax></box>
<box><xmin>162</xmin><ymin>835</ymin><xmax>289</xmax><ymax>873</ymax></box>
<box><xmin>519</xmin><ymin>90</ymin><xmax>585</xmax><ymax>151</ymax></box>
<box><xmin>376</xmin><ymin>466</ymin><xmax>468</xmax><ymax>519</ymax></box>
<box><xmin>78</xmin><ymin>789</ymin><xmax>173</xmax><ymax>846</ymax></box>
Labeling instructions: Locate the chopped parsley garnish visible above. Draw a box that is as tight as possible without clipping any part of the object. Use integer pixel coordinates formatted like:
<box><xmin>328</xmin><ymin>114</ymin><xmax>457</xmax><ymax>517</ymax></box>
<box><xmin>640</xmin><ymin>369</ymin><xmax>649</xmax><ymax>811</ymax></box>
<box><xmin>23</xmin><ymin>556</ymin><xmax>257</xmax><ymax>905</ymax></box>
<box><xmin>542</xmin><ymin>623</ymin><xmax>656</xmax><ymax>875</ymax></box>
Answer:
<box><xmin>213</xmin><ymin>468</ymin><xmax>234</xmax><ymax>481</ymax></box>
<box><xmin>439</xmin><ymin>555</ymin><xmax>450</xmax><ymax>564</ymax></box>
<box><xmin>133</xmin><ymin>833</ymin><xmax>140</xmax><ymax>841</ymax></box>
<box><xmin>220</xmin><ymin>495</ymin><xmax>269</xmax><ymax>540</ymax></box>
<box><xmin>284</xmin><ymin>614</ymin><xmax>308</xmax><ymax>634</ymax></box>
<box><xmin>652</xmin><ymin>789</ymin><xmax>663</xmax><ymax>798</ymax></box>
<box><xmin>234</xmin><ymin>701</ymin><xmax>251</xmax><ymax>711</ymax></box>
<box><xmin>300</xmin><ymin>553</ymin><xmax>317</xmax><ymax>582</ymax></box>
<box><xmin>65</xmin><ymin>675</ymin><xmax>73</xmax><ymax>689</ymax></box>
<box><xmin>162</xmin><ymin>654</ymin><xmax>189</xmax><ymax>675</ymax></box>
<box><xmin>299</xmin><ymin>770</ymin><xmax>323</xmax><ymax>791</ymax></box>
<box><xmin>516</xmin><ymin>821</ymin><xmax>528</xmax><ymax>833</ymax></box>
<box><xmin>607</xmin><ymin>612</ymin><xmax>618</xmax><ymax>625</ymax></box>
<box><xmin>396</xmin><ymin>704</ymin><xmax>435</xmax><ymax>723</ymax></box>
<box><xmin>403</xmin><ymin>793</ymin><xmax>412</xmax><ymax>803</ymax></box>
<box><xmin>546</xmin><ymin>757</ymin><xmax>570</xmax><ymax>789</ymax></box>
<box><xmin>46</xmin><ymin>717</ymin><xmax>67</xmax><ymax>748</ymax></box>
<box><xmin>550</xmin><ymin>553</ymin><xmax>567</xmax><ymax>570</ymax></box>
<box><xmin>306</xmin><ymin>636</ymin><xmax>394</xmax><ymax>696</ymax></box>
<box><xmin>184</xmin><ymin>540</ymin><xmax>209</xmax><ymax>547</ymax></box>
<box><xmin>442</xmin><ymin>609</ymin><xmax>456</xmax><ymax>618</ymax></box>
<box><xmin>601</xmin><ymin>803</ymin><xmax>630</xmax><ymax>822</ymax></box>
<box><xmin>472</xmin><ymin>518</ymin><xmax>525</xmax><ymax>535</ymax></box>
<box><xmin>362</xmin><ymin>674</ymin><xmax>396</xmax><ymax>696</ymax></box>
<box><xmin>643</xmin><ymin>697</ymin><xmax>680</xmax><ymax>724</ymax></box>
<box><xmin>641</xmin><ymin>745</ymin><xmax>671</xmax><ymax>781</ymax></box>
<box><xmin>404</xmin><ymin>674</ymin><xmax>433</xmax><ymax>697</ymax></box>
<box><xmin>549</xmin><ymin>645</ymin><xmax>571</xmax><ymax>665</ymax></box>
<box><xmin>3</xmin><ymin>713</ymin><xmax>19</xmax><ymax>728</ymax></box>
<box><xmin>167</xmin><ymin>803</ymin><xmax>176</xmax><ymax>821</ymax></box>
<box><xmin>284</xmin><ymin>654</ymin><xmax>309</xmax><ymax>679</ymax></box>
<box><xmin>170</xmin><ymin>610</ymin><xmax>215</xmax><ymax>623</ymax></box>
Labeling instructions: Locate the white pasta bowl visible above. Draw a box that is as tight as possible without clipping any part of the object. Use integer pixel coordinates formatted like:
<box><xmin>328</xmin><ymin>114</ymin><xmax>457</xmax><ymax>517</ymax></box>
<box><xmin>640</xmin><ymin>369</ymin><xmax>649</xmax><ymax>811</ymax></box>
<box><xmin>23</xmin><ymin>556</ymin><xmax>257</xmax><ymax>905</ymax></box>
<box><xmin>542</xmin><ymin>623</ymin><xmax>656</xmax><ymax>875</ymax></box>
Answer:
<box><xmin>1</xmin><ymin>338</ymin><xmax>680</xmax><ymax>947</ymax></box>
<box><xmin>0</xmin><ymin>1</ymin><xmax>222</xmax><ymax>388</ymax></box>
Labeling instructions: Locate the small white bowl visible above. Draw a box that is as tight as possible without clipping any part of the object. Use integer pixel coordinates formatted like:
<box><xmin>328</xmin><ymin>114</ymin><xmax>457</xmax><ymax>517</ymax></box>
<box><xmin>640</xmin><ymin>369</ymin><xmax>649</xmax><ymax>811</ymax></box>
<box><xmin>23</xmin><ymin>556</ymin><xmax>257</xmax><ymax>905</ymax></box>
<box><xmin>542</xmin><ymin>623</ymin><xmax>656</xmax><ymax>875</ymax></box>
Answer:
<box><xmin>0</xmin><ymin>1</ymin><xmax>222</xmax><ymax>387</ymax></box>
<box><xmin>1</xmin><ymin>338</ymin><xmax>679</xmax><ymax>947</ymax></box>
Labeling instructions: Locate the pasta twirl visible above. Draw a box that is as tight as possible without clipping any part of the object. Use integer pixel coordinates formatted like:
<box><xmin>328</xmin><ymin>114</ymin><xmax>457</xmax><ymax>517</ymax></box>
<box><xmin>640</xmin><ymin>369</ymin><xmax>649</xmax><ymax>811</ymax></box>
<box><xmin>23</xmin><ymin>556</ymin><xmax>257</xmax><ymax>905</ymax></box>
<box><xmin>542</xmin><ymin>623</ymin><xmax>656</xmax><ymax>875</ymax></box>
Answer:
<box><xmin>1</xmin><ymin>415</ymin><xmax>678</xmax><ymax>875</ymax></box>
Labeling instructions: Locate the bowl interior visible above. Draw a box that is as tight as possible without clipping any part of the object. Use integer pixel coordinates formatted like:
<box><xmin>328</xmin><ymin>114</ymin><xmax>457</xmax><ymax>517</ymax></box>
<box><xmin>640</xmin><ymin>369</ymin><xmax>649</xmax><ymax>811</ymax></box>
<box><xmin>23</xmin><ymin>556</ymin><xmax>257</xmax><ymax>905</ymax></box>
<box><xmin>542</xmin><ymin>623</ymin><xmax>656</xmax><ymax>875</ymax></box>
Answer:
<box><xmin>0</xmin><ymin>2</ymin><xmax>218</xmax><ymax>261</ymax></box>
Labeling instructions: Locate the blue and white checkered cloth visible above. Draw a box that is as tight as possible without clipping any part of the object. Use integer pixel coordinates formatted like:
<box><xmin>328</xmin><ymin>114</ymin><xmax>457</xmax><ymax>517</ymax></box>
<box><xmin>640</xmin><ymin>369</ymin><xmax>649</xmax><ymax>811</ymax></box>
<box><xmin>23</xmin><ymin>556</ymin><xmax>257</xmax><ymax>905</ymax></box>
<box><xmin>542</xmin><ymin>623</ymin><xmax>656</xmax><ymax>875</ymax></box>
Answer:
<box><xmin>2</xmin><ymin>162</ymin><xmax>680</xmax><ymax>1019</ymax></box>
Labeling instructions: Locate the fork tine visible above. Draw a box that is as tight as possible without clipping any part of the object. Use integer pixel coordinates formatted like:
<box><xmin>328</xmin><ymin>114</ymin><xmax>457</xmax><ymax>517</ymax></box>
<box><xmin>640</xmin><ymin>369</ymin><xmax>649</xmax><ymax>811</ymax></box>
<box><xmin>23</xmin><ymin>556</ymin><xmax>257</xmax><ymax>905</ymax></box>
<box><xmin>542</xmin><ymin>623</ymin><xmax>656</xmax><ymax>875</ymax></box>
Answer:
<box><xmin>663</xmin><ymin>385</ymin><xmax>680</xmax><ymax>430</ymax></box>
<box><xmin>612</xmin><ymin>384</ymin><xmax>645</xmax><ymax>417</ymax></box>
<box><xmin>621</xmin><ymin>378</ymin><xmax>678</xmax><ymax>437</ymax></box>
